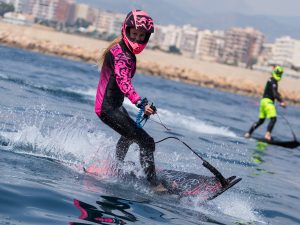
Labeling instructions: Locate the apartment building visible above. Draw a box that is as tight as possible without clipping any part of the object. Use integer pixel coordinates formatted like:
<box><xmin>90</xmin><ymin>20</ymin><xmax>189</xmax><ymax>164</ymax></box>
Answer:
<box><xmin>149</xmin><ymin>24</ymin><xmax>181</xmax><ymax>51</ymax></box>
<box><xmin>271</xmin><ymin>36</ymin><xmax>300</xmax><ymax>68</ymax></box>
<box><xmin>24</xmin><ymin>0</ymin><xmax>74</xmax><ymax>23</ymax></box>
<box><xmin>222</xmin><ymin>27</ymin><xmax>264</xmax><ymax>67</ymax></box>
<box><xmin>195</xmin><ymin>30</ymin><xmax>224</xmax><ymax>62</ymax></box>
<box><xmin>177</xmin><ymin>24</ymin><xmax>198</xmax><ymax>57</ymax></box>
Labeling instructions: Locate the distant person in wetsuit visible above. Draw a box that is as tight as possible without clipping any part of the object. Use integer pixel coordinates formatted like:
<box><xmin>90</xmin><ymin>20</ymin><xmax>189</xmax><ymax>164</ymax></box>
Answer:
<box><xmin>94</xmin><ymin>10</ymin><xmax>166</xmax><ymax>192</ymax></box>
<box><xmin>245</xmin><ymin>65</ymin><xmax>287</xmax><ymax>141</ymax></box>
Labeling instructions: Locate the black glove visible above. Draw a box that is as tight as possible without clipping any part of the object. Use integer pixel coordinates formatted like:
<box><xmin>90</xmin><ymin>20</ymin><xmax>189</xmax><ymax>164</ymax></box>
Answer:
<box><xmin>149</xmin><ymin>102</ymin><xmax>157</xmax><ymax>114</ymax></box>
<box><xmin>143</xmin><ymin>102</ymin><xmax>157</xmax><ymax>120</ymax></box>
<box><xmin>135</xmin><ymin>97</ymin><xmax>148</xmax><ymax>109</ymax></box>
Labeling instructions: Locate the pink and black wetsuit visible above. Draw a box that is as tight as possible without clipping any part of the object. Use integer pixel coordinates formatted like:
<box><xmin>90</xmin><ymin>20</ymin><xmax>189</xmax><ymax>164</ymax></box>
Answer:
<box><xmin>95</xmin><ymin>41</ymin><xmax>157</xmax><ymax>185</ymax></box>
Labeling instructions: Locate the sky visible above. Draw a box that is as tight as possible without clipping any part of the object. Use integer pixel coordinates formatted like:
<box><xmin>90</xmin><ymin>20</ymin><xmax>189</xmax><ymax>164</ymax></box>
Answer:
<box><xmin>80</xmin><ymin>0</ymin><xmax>300</xmax><ymax>17</ymax></box>
<box><xmin>169</xmin><ymin>0</ymin><xmax>300</xmax><ymax>17</ymax></box>
<box><xmin>238</xmin><ymin>0</ymin><xmax>300</xmax><ymax>16</ymax></box>
<box><xmin>78</xmin><ymin>0</ymin><xmax>300</xmax><ymax>40</ymax></box>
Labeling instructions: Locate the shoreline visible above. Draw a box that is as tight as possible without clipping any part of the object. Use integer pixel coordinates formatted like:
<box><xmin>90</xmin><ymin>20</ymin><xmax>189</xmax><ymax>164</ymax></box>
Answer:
<box><xmin>1</xmin><ymin>21</ymin><xmax>300</xmax><ymax>105</ymax></box>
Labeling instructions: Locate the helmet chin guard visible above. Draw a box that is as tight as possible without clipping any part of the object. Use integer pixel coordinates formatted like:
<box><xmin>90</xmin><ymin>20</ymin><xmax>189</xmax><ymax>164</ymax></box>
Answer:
<box><xmin>272</xmin><ymin>65</ymin><xmax>284</xmax><ymax>81</ymax></box>
<box><xmin>122</xmin><ymin>10</ymin><xmax>154</xmax><ymax>54</ymax></box>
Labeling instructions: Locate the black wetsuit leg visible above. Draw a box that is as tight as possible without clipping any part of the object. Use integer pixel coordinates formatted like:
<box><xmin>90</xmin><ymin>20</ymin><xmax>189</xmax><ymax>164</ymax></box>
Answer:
<box><xmin>267</xmin><ymin>117</ymin><xmax>277</xmax><ymax>133</ymax></box>
<box><xmin>100</xmin><ymin>106</ymin><xmax>157</xmax><ymax>185</ymax></box>
<box><xmin>248</xmin><ymin>118</ymin><xmax>265</xmax><ymax>135</ymax></box>
<box><xmin>116</xmin><ymin>136</ymin><xmax>134</xmax><ymax>162</ymax></box>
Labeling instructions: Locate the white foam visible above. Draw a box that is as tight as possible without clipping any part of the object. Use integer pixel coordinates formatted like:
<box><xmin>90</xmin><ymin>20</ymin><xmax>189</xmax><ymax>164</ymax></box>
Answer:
<box><xmin>213</xmin><ymin>194</ymin><xmax>264</xmax><ymax>223</ymax></box>
<box><xmin>0</xmin><ymin>73</ymin><xmax>8</xmax><ymax>79</ymax></box>
<box><xmin>66</xmin><ymin>87</ymin><xmax>96</xmax><ymax>99</ymax></box>
<box><xmin>0</xmin><ymin>117</ymin><xmax>115</xmax><ymax>167</ymax></box>
<box><xmin>124</xmin><ymin>98</ymin><xmax>237</xmax><ymax>138</ymax></box>
<box><xmin>177</xmin><ymin>192</ymin><xmax>263</xmax><ymax>224</ymax></box>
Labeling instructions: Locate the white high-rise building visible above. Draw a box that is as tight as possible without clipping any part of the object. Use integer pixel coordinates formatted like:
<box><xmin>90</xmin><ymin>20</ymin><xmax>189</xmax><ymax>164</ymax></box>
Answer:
<box><xmin>74</xmin><ymin>3</ymin><xmax>89</xmax><ymax>21</ymax></box>
<box><xmin>291</xmin><ymin>41</ymin><xmax>300</xmax><ymax>68</ymax></box>
<box><xmin>149</xmin><ymin>24</ymin><xmax>181</xmax><ymax>51</ymax></box>
<box><xmin>95</xmin><ymin>10</ymin><xmax>113</xmax><ymax>33</ymax></box>
<box><xmin>271</xmin><ymin>36</ymin><xmax>300</xmax><ymax>68</ymax></box>
<box><xmin>108</xmin><ymin>12</ymin><xmax>125</xmax><ymax>35</ymax></box>
<box><xmin>195</xmin><ymin>30</ymin><xmax>225</xmax><ymax>62</ymax></box>
<box><xmin>221</xmin><ymin>27</ymin><xmax>264</xmax><ymax>67</ymax></box>
<box><xmin>25</xmin><ymin>0</ymin><xmax>73</xmax><ymax>22</ymax></box>
<box><xmin>177</xmin><ymin>24</ymin><xmax>198</xmax><ymax>57</ymax></box>
<box><xmin>29</xmin><ymin>0</ymin><xmax>57</xmax><ymax>20</ymax></box>
<box><xmin>94</xmin><ymin>11</ymin><xmax>125</xmax><ymax>35</ymax></box>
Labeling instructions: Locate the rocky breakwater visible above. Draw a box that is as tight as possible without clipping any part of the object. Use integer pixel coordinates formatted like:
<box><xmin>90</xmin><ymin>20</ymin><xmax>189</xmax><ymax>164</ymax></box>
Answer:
<box><xmin>138</xmin><ymin>60</ymin><xmax>263</xmax><ymax>97</ymax></box>
<box><xmin>138</xmin><ymin>59</ymin><xmax>300</xmax><ymax>105</ymax></box>
<box><xmin>0</xmin><ymin>28</ymin><xmax>98</xmax><ymax>62</ymax></box>
<box><xmin>1</xmin><ymin>22</ymin><xmax>300</xmax><ymax>105</ymax></box>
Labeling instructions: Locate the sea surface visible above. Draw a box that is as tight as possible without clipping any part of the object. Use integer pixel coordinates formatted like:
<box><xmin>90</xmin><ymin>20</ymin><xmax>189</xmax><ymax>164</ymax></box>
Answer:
<box><xmin>1</xmin><ymin>45</ymin><xmax>300</xmax><ymax>225</ymax></box>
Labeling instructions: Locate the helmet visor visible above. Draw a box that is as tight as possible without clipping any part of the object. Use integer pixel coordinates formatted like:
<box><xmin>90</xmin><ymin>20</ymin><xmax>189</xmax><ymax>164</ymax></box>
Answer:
<box><xmin>275</xmin><ymin>70</ymin><xmax>283</xmax><ymax>77</ymax></box>
<box><xmin>126</xmin><ymin>28</ymin><xmax>151</xmax><ymax>44</ymax></box>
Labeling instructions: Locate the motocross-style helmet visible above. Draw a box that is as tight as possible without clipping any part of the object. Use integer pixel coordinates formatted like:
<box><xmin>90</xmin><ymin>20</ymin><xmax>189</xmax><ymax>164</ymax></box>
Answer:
<box><xmin>272</xmin><ymin>65</ymin><xmax>284</xmax><ymax>81</ymax></box>
<box><xmin>122</xmin><ymin>10</ymin><xmax>154</xmax><ymax>54</ymax></box>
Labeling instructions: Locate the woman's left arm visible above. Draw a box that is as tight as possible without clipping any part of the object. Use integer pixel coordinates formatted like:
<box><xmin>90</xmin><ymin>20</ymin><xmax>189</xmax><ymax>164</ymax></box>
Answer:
<box><xmin>114</xmin><ymin>52</ymin><xmax>141</xmax><ymax>104</ymax></box>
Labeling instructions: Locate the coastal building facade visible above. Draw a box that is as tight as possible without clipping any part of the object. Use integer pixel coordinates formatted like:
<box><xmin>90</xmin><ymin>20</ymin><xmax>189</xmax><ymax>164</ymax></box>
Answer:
<box><xmin>221</xmin><ymin>27</ymin><xmax>264</xmax><ymax>67</ymax></box>
<box><xmin>22</xmin><ymin>0</ymin><xmax>74</xmax><ymax>23</ymax></box>
<box><xmin>2</xmin><ymin>0</ymin><xmax>300</xmax><ymax>72</ymax></box>
<box><xmin>195</xmin><ymin>30</ymin><xmax>225</xmax><ymax>62</ymax></box>
<box><xmin>270</xmin><ymin>36</ymin><xmax>300</xmax><ymax>69</ymax></box>
<box><xmin>94</xmin><ymin>10</ymin><xmax>125</xmax><ymax>36</ymax></box>
<box><xmin>149</xmin><ymin>24</ymin><xmax>181</xmax><ymax>51</ymax></box>
<box><xmin>177</xmin><ymin>24</ymin><xmax>198</xmax><ymax>57</ymax></box>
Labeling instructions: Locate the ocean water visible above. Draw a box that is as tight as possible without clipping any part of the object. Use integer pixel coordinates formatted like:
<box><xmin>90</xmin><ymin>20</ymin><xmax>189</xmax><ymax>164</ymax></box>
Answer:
<box><xmin>0</xmin><ymin>45</ymin><xmax>300</xmax><ymax>225</ymax></box>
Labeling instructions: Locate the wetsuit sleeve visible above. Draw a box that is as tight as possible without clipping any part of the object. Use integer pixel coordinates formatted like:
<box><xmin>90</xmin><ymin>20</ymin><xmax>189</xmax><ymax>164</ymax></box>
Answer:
<box><xmin>113</xmin><ymin>52</ymin><xmax>141</xmax><ymax>104</ymax></box>
<box><xmin>271</xmin><ymin>82</ymin><xmax>283</xmax><ymax>102</ymax></box>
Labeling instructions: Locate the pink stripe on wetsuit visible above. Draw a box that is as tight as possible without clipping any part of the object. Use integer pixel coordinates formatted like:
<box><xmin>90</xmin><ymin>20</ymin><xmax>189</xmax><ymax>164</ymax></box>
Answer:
<box><xmin>94</xmin><ymin>43</ymin><xmax>141</xmax><ymax>116</ymax></box>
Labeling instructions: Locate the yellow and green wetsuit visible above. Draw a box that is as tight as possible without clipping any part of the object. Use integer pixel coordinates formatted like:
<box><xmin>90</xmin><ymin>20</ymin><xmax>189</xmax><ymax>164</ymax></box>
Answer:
<box><xmin>247</xmin><ymin>77</ymin><xmax>283</xmax><ymax>136</ymax></box>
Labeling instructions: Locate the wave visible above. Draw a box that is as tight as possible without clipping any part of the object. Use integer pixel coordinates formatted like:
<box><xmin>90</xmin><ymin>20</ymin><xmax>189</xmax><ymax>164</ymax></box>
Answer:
<box><xmin>0</xmin><ymin>115</ymin><xmax>115</xmax><ymax>167</ymax></box>
<box><xmin>0</xmin><ymin>107</ymin><xmax>256</xmax><ymax>223</ymax></box>
<box><xmin>123</xmin><ymin>99</ymin><xmax>237</xmax><ymax>138</ymax></box>
<box><xmin>69</xmin><ymin>87</ymin><xmax>96</xmax><ymax>99</ymax></box>
<box><xmin>0</xmin><ymin>73</ymin><xmax>94</xmax><ymax>104</ymax></box>
<box><xmin>1</xmin><ymin>72</ymin><xmax>236</xmax><ymax>138</ymax></box>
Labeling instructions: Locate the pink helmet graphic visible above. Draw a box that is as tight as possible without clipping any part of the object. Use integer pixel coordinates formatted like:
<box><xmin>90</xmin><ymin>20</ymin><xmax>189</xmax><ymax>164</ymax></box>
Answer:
<box><xmin>122</xmin><ymin>10</ymin><xmax>154</xmax><ymax>54</ymax></box>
